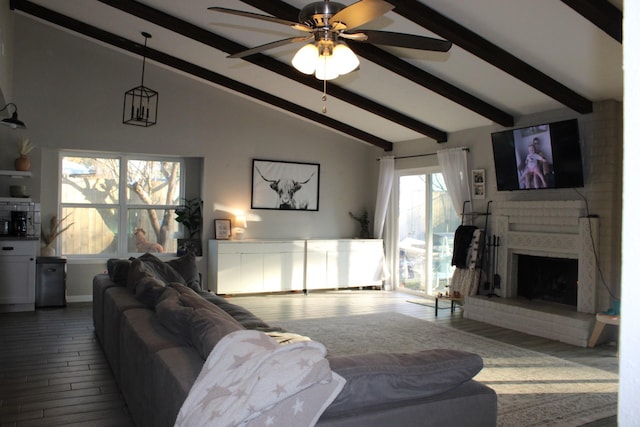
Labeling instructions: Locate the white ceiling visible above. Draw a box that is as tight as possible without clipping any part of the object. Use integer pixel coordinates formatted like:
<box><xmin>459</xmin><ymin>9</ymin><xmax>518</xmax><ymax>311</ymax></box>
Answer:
<box><xmin>15</xmin><ymin>0</ymin><xmax>623</xmax><ymax>148</ymax></box>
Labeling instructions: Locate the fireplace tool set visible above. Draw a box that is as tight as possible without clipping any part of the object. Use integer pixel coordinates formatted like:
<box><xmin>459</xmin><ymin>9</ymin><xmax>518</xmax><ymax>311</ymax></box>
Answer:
<box><xmin>486</xmin><ymin>235</ymin><xmax>501</xmax><ymax>298</ymax></box>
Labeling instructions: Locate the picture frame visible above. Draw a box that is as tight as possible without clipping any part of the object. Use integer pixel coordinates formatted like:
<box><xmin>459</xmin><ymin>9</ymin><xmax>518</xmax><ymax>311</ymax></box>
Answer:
<box><xmin>251</xmin><ymin>159</ymin><xmax>320</xmax><ymax>211</ymax></box>
<box><xmin>472</xmin><ymin>169</ymin><xmax>486</xmax><ymax>199</ymax></box>
<box><xmin>214</xmin><ymin>219</ymin><xmax>232</xmax><ymax>240</ymax></box>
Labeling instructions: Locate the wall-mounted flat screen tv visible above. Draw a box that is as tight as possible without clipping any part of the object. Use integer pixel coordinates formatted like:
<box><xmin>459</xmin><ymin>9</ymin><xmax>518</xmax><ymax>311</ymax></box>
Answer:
<box><xmin>491</xmin><ymin>119</ymin><xmax>584</xmax><ymax>191</ymax></box>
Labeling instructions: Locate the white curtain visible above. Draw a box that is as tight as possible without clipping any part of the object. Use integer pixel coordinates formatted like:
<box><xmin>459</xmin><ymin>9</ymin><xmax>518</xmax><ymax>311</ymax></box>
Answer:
<box><xmin>373</xmin><ymin>155</ymin><xmax>394</xmax><ymax>283</ymax></box>
<box><xmin>437</xmin><ymin>148</ymin><xmax>472</xmax><ymax>222</ymax></box>
<box><xmin>373</xmin><ymin>156</ymin><xmax>395</xmax><ymax>239</ymax></box>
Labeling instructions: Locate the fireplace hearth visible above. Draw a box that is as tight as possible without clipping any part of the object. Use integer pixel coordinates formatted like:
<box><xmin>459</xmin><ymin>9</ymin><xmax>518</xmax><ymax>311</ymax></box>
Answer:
<box><xmin>464</xmin><ymin>200</ymin><xmax>599</xmax><ymax>347</ymax></box>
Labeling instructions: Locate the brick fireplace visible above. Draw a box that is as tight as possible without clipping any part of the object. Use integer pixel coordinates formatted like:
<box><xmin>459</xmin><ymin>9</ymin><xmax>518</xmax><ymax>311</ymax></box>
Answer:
<box><xmin>464</xmin><ymin>200</ymin><xmax>599</xmax><ymax>347</ymax></box>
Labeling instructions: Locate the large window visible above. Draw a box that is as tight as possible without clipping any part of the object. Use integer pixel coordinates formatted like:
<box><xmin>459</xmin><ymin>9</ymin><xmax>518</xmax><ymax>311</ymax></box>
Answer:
<box><xmin>60</xmin><ymin>154</ymin><xmax>183</xmax><ymax>257</ymax></box>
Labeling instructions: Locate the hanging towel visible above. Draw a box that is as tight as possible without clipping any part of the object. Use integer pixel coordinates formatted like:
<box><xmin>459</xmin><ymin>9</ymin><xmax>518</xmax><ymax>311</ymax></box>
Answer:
<box><xmin>451</xmin><ymin>225</ymin><xmax>478</xmax><ymax>268</ymax></box>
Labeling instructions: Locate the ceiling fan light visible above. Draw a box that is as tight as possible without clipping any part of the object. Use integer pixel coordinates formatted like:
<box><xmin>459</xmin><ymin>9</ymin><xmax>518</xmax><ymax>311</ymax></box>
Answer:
<box><xmin>292</xmin><ymin>44</ymin><xmax>318</xmax><ymax>75</ymax></box>
<box><xmin>315</xmin><ymin>54</ymin><xmax>339</xmax><ymax>81</ymax></box>
<box><xmin>333</xmin><ymin>44</ymin><xmax>359</xmax><ymax>75</ymax></box>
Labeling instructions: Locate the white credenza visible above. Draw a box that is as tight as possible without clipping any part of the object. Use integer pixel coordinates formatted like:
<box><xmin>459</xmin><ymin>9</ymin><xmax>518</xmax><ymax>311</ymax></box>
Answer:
<box><xmin>0</xmin><ymin>239</ymin><xmax>37</xmax><ymax>312</ymax></box>
<box><xmin>208</xmin><ymin>240</ymin><xmax>306</xmax><ymax>295</ymax></box>
<box><xmin>305</xmin><ymin>239</ymin><xmax>384</xmax><ymax>290</ymax></box>
<box><xmin>208</xmin><ymin>239</ymin><xmax>384</xmax><ymax>294</ymax></box>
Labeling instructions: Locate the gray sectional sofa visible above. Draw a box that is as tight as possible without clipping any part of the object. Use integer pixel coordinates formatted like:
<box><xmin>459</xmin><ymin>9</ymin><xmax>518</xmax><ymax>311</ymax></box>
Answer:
<box><xmin>93</xmin><ymin>253</ymin><xmax>497</xmax><ymax>427</ymax></box>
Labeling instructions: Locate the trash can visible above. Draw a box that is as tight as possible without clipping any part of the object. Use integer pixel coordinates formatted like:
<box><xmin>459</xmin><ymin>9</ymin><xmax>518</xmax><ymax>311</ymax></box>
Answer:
<box><xmin>35</xmin><ymin>256</ymin><xmax>67</xmax><ymax>308</ymax></box>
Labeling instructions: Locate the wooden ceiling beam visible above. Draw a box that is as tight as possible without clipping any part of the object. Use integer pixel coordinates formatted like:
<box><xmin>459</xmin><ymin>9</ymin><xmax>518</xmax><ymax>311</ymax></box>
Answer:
<box><xmin>560</xmin><ymin>0</ymin><xmax>622</xmax><ymax>43</ymax></box>
<box><xmin>10</xmin><ymin>0</ymin><xmax>393</xmax><ymax>151</ymax></box>
<box><xmin>240</xmin><ymin>0</ymin><xmax>514</xmax><ymax>127</ymax></box>
<box><xmin>95</xmin><ymin>0</ymin><xmax>446</xmax><ymax>143</ymax></box>
<box><xmin>387</xmin><ymin>0</ymin><xmax>594</xmax><ymax>115</ymax></box>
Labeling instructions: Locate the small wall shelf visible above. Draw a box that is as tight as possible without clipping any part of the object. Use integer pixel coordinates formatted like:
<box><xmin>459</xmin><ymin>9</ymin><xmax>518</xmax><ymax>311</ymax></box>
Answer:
<box><xmin>0</xmin><ymin>197</ymin><xmax>32</xmax><ymax>203</ymax></box>
<box><xmin>0</xmin><ymin>170</ymin><xmax>32</xmax><ymax>178</ymax></box>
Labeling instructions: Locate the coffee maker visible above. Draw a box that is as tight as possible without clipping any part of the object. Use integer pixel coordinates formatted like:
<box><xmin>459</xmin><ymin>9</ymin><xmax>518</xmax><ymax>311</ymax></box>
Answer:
<box><xmin>11</xmin><ymin>211</ymin><xmax>28</xmax><ymax>236</ymax></box>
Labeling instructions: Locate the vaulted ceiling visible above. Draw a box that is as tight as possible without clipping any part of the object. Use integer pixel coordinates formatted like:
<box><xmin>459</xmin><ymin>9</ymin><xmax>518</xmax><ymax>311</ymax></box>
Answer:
<box><xmin>10</xmin><ymin>0</ymin><xmax>623</xmax><ymax>151</ymax></box>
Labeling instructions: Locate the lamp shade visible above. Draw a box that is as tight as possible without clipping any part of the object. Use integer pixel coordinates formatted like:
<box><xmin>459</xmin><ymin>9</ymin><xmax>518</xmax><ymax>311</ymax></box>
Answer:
<box><xmin>292</xmin><ymin>44</ymin><xmax>318</xmax><ymax>75</ymax></box>
<box><xmin>315</xmin><ymin>54</ymin><xmax>340</xmax><ymax>81</ymax></box>
<box><xmin>235</xmin><ymin>215</ymin><xmax>247</xmax><ymax>229</ymax></box>
<box><xmin>333</xmin><ymin>44</ymin><xmax>359</xmax><ymax>75</ymax></box>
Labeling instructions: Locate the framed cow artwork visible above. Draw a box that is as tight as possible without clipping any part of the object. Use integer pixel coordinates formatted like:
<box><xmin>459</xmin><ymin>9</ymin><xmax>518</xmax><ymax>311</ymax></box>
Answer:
<box><xmin>251</xmin><ymin>159</ymin><xmax>320</xmax><ymax>211</ymax></box>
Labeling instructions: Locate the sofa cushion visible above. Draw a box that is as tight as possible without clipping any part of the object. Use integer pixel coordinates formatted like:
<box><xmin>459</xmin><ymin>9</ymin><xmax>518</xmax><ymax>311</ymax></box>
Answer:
<box><xmin>156</xmin><ymin>286</ymin><xmax>245</xmax><ymax>358</ymax></box>
<box><xmin>167</xmin><ymin>284</ymin><xmax>274</xmax><ymax>331</ymax></box>
<box><xmin>324</xmin><ymin>349</ymin><xmax>484</xmax><ymax>417</ymax></box>
<box><xmin>187</xmin><ymin>298</ymin><xmax>245</xmax><ymax>359</ymax></box>
<box><xmin>155</xmin><ymin>291</ymin><xmax>194</xmax><ymax>347</ymax></box>
<box><xmin>135</xmin><ymin>275</ymin><xmax>168</xmax><ymax>308</ymax></box>
<box><xmin>166</xmin><ymin>253</ymin><xmax>202</xmax><ymax>292</ymax></box>
<box><xmin>126</xmin><ymin>254</ymin><xmax>185</xmax><ymax>293</ymax></box>
<box><xmin>107</xmin><ymin>258</ymin><xmax>132</xmax><ymax>286</ymax></box>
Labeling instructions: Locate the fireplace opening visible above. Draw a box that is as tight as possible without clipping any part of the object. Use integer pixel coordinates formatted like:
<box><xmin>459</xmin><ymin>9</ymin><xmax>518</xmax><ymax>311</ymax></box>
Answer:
<box><xmin>517</xmin><ymin>255</ymin><xmax>578</xmax><ymax>307</ymax></box>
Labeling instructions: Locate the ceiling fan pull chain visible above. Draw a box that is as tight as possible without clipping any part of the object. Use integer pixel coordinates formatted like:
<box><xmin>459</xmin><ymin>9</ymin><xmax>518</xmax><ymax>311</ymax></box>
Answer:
<box><xmin>322</xmin><ymin>79</ymin><xmax>328</xmax><ymax>114</ymax></box>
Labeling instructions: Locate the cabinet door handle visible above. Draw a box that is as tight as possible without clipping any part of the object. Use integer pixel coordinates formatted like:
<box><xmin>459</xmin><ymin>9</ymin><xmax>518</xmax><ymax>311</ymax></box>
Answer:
<box><xmin>2</xmin><ymin>246</ymin><xmax>14</xmax><ymax>251</ymax></box>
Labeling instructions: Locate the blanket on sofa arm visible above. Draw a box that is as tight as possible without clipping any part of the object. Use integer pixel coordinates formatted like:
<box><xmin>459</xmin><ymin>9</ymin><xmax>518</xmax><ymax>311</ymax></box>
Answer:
<box><xmin>175</xmin><ymin>329</ymin><xmax>345</xmax><ymax>427</ymax></box>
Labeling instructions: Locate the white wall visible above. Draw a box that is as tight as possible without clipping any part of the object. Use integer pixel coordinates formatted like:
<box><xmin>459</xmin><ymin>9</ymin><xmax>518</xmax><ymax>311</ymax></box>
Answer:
<box><xmin>10</xmin><ymin>16</ymin><xmax>382</xmax><ymax>298</ymax></box>
<box><xmin>619</xmin><ymin>0</ymin><xmax>640</xmax><ymax>424</ymax></box>
<box><xmin>0</xmin><ymin>0</ymin><xmax>15</xmax><ymax>104</ymax></box>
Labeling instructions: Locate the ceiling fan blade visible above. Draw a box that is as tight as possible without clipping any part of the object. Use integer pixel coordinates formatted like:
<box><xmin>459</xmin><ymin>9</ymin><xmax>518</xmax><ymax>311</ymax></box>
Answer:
<box><xmin>228</xmin><ymin>36</ymin><xmax>313</xmax><ymax>58</ymax></box>
<box><xmin>329</xmin><ymin>0</ymin><xmax>394</xmax><ymax>31</ymax></box>
<box><xmin>349</xmin><ymin>30</ymin><xmax>453</xmax><ymax>52</ymax></box>
<box><xmin>208</xmin><ymin>7</ymin><xmax>311</xmax><ymax>32</ymax></box>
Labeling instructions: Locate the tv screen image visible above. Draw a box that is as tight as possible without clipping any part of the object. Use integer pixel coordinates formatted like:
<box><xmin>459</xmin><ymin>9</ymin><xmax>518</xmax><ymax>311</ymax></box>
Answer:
<box><xmin>491</xmin><ymin>119</ymin><xmax>584</xmax><ymax>191</ymax></box>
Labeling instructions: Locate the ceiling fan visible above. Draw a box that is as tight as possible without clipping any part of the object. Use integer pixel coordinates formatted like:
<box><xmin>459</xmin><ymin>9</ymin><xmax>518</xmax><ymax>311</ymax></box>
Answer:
<box><xmin>208</xmin><ymin>0</ymin><xmax>452</xmax><ymax>81</ymax></box>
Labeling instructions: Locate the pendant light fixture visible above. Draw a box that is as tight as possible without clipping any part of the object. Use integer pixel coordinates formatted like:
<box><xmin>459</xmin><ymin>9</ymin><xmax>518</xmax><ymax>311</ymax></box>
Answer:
<box><xmin>123</xmin><ymin>32</ymin><xmax>158</xmax><ymax>127</ymax></box>
<box><xmin>291</xmin><ymin>31</ymin><xmax>359</xmax><ymax>113</ymax></box>
<box><xmin>291</xmin><ymin>37</ymin><xmax>359</xmax><ymax>81</ymax></box>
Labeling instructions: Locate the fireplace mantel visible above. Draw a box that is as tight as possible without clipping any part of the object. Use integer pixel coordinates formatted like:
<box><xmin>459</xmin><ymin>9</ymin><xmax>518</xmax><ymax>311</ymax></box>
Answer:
<box><xmin>492</xmin><ymin>200</ymin><xmax>598</xmax><ymax>314</ymax></box>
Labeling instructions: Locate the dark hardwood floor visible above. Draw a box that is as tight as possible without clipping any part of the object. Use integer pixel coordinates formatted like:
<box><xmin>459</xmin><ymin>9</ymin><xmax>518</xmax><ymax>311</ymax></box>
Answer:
<box><xmin>0</xmin><ymin>290</ymin><xmax>618</xmax><ymax>426</ymax></box>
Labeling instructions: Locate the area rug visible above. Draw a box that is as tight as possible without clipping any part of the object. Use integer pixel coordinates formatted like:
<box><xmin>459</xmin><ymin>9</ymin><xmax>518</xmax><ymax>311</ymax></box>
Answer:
<box><xmin>273</xmin><ymin>313</ymin><xmax>618</xmax><ymax>427</ymax></box>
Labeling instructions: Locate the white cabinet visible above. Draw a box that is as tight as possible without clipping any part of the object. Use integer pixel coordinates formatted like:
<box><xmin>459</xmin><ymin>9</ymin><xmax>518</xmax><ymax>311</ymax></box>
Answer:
<box><xmin>208</xmin><ymin>239</ymin><xmax>385</xmax><ymax>294</ymax></box>
<box><xmin>209</xmin><ymin>240</ymin><xmax>306</xmax><ymax>294</ymax></box>
<box><xmin>306</xmin><ymin>239</ymin><xmax>384</xmax><ymax>290</ymax></box>
<box><xmin>0</xmin><ymin>240</ymin><xmax>37</xmax><ymax>311</ymax></box>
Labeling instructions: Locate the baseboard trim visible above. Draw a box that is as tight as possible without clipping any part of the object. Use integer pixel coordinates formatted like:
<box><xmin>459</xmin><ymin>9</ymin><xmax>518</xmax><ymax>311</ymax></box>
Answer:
<box><xmin>67</xmin><ymin>295</ymin><xmax>92</xmax><ymax>303</ymax></box>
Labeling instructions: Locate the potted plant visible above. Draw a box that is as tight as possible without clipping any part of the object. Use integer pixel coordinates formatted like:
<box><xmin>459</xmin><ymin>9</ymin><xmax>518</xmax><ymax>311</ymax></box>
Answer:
<box><xmin>15</xmin><ymin>138</ymin><xmax>34</xmax><ymax>171</ymax></box>
<box><xmin>40</xmin><ymin>213</ymin><xmax>74</xmax><ymax>256</ymax></box>
<box><xmin>174</xmin><ymin>197</ymin><xmax>203</xmax><ymax>256</ymax></box>
<box><xmin>349</xmin><ymin>209</ymin><xmax>371</xmax><ymax>239</ymax></box>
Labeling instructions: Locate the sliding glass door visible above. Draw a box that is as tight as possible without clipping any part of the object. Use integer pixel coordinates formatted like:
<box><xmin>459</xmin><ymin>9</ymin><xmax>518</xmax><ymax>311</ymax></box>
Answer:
<box><xmin>396</xmin><ymin>169</ymin><xmax>457</xmax><ymax>295</ymax></box>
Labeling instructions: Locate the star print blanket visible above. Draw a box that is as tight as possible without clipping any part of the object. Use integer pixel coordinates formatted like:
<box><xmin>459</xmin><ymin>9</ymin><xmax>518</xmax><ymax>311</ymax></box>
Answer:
<box><xmin>175</xmin><ymin>330</ymin><xmax>346</xmax><ymax>427</ymax></box>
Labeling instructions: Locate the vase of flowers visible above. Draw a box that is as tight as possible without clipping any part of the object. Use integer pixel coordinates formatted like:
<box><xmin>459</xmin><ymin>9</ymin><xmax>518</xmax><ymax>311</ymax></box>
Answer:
<box><xmin>15</xmin><ymin>138</ymin><xmax>34</xmax><ymax>171</ymax></box>
<box><xmin>40</xmin><ymin>214</ymin><xmax>74</xmax><ymax>256</ymax></box>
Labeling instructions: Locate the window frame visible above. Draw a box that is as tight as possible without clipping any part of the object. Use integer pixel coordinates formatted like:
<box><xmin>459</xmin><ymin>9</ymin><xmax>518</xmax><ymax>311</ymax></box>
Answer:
<box><xmin>58</xmin><ymin>151</ymin><xmax>185</xmax><ymax>259</ymax></box>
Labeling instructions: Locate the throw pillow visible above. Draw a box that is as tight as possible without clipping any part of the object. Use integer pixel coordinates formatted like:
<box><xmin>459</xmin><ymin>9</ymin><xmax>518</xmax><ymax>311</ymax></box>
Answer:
<box><xmin>138</xmin><ymin>253</ymin><xmax>187</xmax><ymax>285</ymax></box>
<box><xmin>106</xmin><ymin>258</ymin><xmax>132</xmax><ymax>286</ymax></box>
<box><xmin>166</xmin><ymin>253</ymin><xmax>202</xmax><ymax>292</ymax></box>
<box><xmin>324</xmin><ymin>349</ymin><xmax>484</xmax><ymax>417</ymax></box>
<box><xmin>134</xmin><ymin>275</ymin><xmax>167</xmax><ymax>308</ymax></box>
